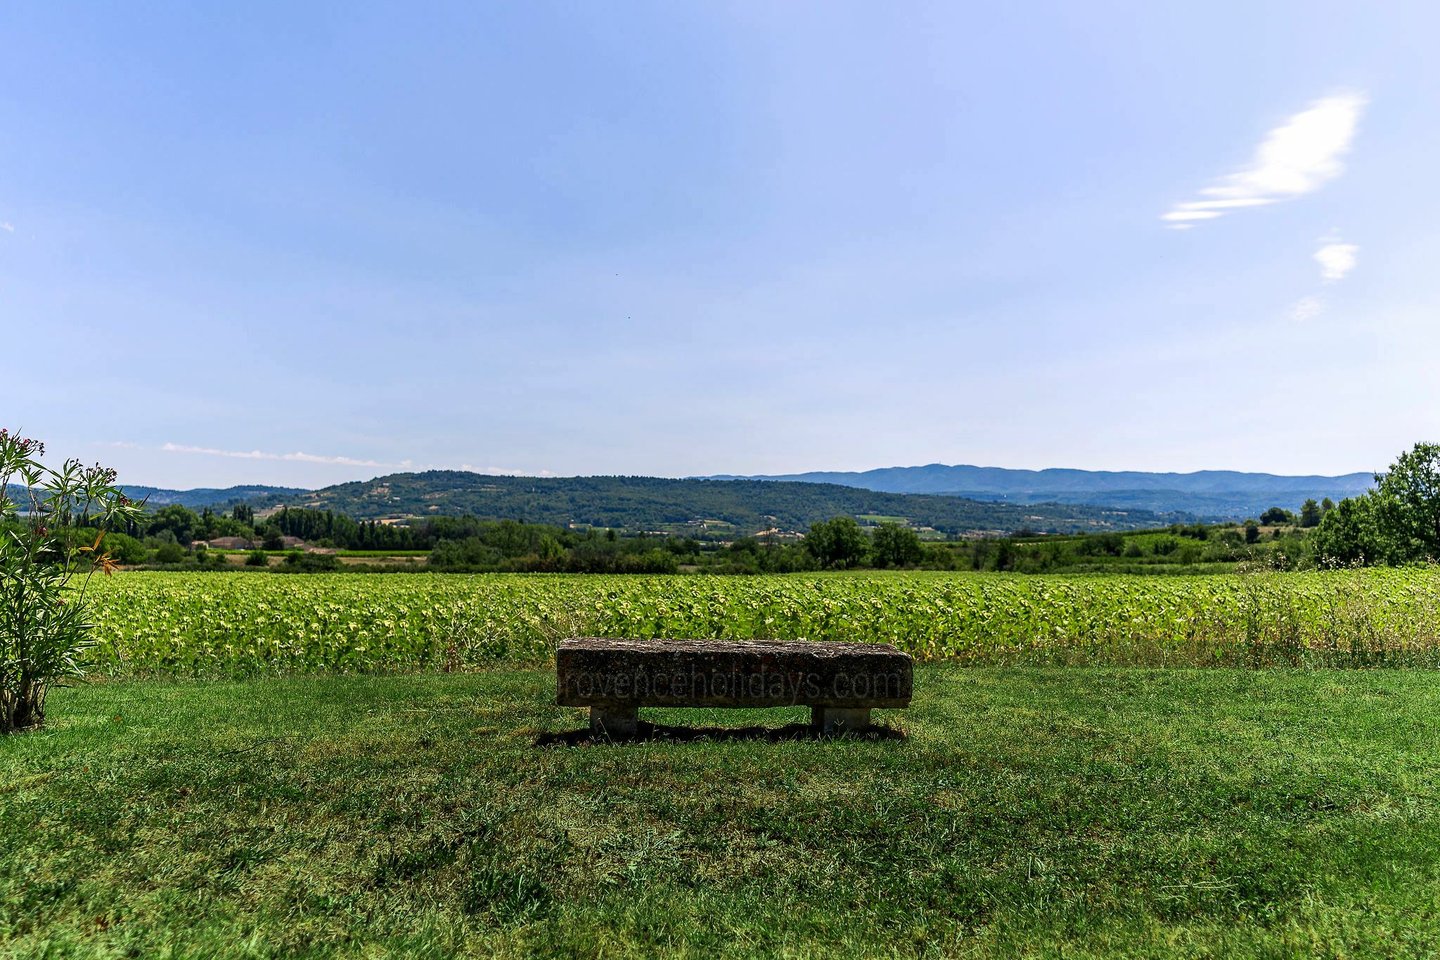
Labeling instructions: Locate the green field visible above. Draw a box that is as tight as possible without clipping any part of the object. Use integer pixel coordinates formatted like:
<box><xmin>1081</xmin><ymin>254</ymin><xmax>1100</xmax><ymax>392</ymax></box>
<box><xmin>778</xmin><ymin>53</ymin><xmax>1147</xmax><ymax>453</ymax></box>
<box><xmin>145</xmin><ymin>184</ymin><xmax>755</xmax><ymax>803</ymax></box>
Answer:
<box><xmin>6</xmin><ymin>667</ymin><xmax>1440</xmax><ymax>957</ymax></box>
<box><xmin>11</xmin><ymin>568</ymin><xmax>1440</xmax><ymax>956</ymax></box>
<box><xmin>87</xmin><ymin>569</ymin><xmax>1440</xmax><ymax>677</ymax></box>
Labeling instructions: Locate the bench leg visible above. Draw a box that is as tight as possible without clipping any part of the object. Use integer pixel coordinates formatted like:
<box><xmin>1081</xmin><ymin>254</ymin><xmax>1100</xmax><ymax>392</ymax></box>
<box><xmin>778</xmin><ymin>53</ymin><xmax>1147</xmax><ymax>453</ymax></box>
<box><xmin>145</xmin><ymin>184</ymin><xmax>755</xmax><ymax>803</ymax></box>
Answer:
<box><xmin>812</xmin><ymin>707</ymin><xmax>872</xmax><ymax>735</ymax></box>
<box><xmin>590</xmin><ymin>705</ymin><xmax>639</xmax><ymax>738</ymax></box>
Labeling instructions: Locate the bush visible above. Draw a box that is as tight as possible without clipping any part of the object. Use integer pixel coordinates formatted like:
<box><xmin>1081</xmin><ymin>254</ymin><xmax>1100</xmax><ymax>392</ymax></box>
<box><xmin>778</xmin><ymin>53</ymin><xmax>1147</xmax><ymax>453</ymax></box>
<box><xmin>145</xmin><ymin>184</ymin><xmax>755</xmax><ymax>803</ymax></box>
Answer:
<box><xmin>245</xmin><ymin>550</ymin><xmax>269</xmax><ymax>567</ymax></box>
<box><xmin>0</xmin><ymin>430</ymin><xmax>140</xmax><ymax>733</ymax></box>
<box><xmin>153</xmin><ymin>542</ymin><xmax>186</xmax><ymax>564</ymax></box>
<box><xmin>277</xmin><ymin>552</ymin><xmax>340</xmax><ymax>573</ymax></box>
<box><xmin>101</xmin><ymin>531</ymin><xmax>148</xmax><ymax>565</ymax></box>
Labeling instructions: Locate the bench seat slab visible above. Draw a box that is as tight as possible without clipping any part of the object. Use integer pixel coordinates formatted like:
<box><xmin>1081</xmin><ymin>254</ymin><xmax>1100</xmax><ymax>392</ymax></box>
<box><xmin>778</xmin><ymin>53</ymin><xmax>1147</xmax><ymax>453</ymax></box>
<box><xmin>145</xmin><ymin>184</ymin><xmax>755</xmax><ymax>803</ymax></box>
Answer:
<box><xmin>557</xmin><ymin>638</ymin><xmax>912</xmax><ymax>711</ymax></box>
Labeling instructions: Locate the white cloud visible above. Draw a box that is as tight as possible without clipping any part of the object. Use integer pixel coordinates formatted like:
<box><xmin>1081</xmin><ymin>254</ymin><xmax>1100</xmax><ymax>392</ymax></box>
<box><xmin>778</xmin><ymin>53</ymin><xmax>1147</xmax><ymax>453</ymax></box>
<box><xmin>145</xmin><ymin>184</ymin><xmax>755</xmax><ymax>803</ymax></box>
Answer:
<box><xmin>162</xmin><ymin>442</ymin><xmax>406</xmax><ymax>468</ymax></box>
<box><xmin>1290</xmin><ymin>295</ymin><xmax>1325</xmax><ymax>322</ymax></box>
<box><xmin>0</xmin><ymin>222</ymin><xmax>13</xmax><ymax>233</ymax></box>
<box><xmin>1314</xmin><ymin>240</ymin><xmax>1358</xmax><ymax>282</ymax></box>
<box><xmin>458</xmin><ymin>463</ymin><xmax>557</xmax><ymax>477</ymax></box>
<box><xmin>1163</xmin><ymin>93</ymin><xmax>1367</xmax><ymax>228</ymax></box>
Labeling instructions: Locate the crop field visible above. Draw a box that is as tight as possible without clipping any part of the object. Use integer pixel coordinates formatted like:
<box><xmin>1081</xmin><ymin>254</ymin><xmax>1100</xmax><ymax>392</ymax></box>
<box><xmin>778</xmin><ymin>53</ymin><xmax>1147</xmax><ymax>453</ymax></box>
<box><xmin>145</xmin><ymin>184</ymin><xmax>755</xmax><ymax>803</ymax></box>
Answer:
<box><xmin>85</xmin><ymin>569</ymin><xmax>1440</xmax><ymax>677</ymax></box>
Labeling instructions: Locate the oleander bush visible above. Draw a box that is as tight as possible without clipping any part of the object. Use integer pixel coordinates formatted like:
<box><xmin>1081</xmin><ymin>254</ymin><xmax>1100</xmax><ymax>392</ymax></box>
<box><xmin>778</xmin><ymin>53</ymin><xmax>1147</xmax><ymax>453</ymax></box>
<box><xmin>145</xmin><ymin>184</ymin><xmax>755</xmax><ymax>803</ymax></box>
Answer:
<box><xmin>0</xmin><ymin>430</ymin><xmax>139</xmax><ymax>732</ymax></box>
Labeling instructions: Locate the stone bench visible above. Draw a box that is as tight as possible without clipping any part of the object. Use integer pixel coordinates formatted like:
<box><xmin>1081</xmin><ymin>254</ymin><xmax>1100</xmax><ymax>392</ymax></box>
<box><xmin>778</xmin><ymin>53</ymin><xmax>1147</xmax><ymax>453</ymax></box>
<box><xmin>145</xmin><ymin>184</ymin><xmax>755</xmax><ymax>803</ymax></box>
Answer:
<box><xmin>556</xmin><ymin>637</ymin><xmax>913</xmax><ymax>736</ymax></box>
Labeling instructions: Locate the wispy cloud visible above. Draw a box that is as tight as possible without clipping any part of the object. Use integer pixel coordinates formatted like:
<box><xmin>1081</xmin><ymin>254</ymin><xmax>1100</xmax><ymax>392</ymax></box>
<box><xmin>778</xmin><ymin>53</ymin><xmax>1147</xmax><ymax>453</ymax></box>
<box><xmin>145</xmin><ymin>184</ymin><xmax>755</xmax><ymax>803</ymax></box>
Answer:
<box><xmin>1314</xmin><ymin>237</ymin><xmax>1358</xmax><ymax>282</ymax></box>
<box><xmin>1289</xmin><ymin>295</ymin><xmax>1325</xmax><ymax>322</ymax></box>
<box><xmin>162</xmin><ymin>442</ymin><xmax>407</xmax><ymax>468</ymax></box>
<box><xmin>158</xmin><ymin>443</ymin><xmax>555</xmax><ymax>477</ymax></box>
<box><xmin>0</xmin><ymin>222</ymin><xmax>13</xmax><ymax>233</ymax></box>
<box><xmin>1163</xmin><ymin>93</ymin><xmax>1367</xmax><ymax>229</ymax></box>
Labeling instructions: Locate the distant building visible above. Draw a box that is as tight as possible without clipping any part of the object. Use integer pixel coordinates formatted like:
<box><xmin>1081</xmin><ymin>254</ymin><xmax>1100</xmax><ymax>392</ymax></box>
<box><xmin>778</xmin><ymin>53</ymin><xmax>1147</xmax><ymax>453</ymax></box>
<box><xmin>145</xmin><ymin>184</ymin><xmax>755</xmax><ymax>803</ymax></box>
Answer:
<box><xmin>207</xmin><ymin>534</ymin><xmax>315</xmax><ymax>551</ymax></box>
<box><xmin>206</xmin><ymin>536</ymin><xmax>255</xmax><ymax>550</ymax></box>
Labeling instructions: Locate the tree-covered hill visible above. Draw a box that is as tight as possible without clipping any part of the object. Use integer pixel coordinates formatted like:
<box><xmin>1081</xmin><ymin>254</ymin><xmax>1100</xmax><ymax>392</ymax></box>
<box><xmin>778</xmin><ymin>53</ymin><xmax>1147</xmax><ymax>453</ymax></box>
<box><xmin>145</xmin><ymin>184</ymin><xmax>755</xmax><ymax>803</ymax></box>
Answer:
<box><xmin>260</xmin><ymin>471</ymin><xmax>1180</xmax><ymax>536</ymax></box>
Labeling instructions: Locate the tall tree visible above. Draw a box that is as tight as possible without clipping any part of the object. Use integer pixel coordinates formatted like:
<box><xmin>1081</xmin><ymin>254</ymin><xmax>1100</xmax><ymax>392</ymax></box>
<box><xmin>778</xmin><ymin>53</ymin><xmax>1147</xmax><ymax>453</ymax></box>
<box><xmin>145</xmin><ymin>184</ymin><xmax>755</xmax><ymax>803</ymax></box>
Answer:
<box><xmin>1372</xmin><ymin>442</ymin><xmax>1440</xmax><ymax>562</ymax></box>
<box><xmin>1313</xmin><ymin>443</ymin><xmax>1440</xmax><ymax>565</ymax></box>
<box><xmin>871</xmin><ymin>522</ymin><xmax>923</xmax><ymax>568</ymax></box>
<box><xmin>1312</xmin><ymin>496</ymin><xmax>1379</xmax><ymax>565</ymax></box>
<box><xmin>804</xmin><ymin>516</ymin><xmax>869</xmax><ymax>569</ymax></box>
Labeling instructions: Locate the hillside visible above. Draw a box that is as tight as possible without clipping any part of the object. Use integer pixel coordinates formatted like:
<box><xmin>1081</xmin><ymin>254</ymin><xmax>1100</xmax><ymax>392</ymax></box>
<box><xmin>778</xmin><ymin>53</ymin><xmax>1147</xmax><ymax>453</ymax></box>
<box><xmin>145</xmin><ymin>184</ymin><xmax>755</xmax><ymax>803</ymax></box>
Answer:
<box><xmin>259</xmin><ymin>471</ymin><xmax>1180</xmax><ymax>536</ymax></box>
<box><xmin>120</xmin><ymin>484</ymin><xmax>309</xmax><ymax>510</ymax></box>
<box><xmin>705</xmin><ymin>464</ymin><xmax>1375</xmax><ymax>518</ymax></box>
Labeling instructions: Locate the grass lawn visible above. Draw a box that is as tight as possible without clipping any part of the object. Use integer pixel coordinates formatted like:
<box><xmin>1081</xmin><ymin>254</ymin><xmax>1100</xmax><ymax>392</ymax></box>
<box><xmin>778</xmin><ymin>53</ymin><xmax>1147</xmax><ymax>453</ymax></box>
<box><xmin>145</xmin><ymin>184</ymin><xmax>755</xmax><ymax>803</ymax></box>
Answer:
<box><xmin>4</xmin><ymin>666</ymin><xmax>1440</xmax><ymax>958</ymax></box>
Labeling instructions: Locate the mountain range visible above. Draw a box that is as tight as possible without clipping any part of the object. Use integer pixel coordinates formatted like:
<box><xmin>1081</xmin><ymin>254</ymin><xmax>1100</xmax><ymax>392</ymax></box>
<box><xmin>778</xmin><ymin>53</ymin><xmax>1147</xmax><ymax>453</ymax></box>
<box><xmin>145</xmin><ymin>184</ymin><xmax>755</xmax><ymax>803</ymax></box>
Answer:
<box><xmin>703</xmin><ymin>464</ymin><xmax>1375</xmax><ymax>518</ymax></box>
<box><xmin>115</xmin><ymin>463</ymin><xmax>1377</xmax><ymax>536</ymax></box>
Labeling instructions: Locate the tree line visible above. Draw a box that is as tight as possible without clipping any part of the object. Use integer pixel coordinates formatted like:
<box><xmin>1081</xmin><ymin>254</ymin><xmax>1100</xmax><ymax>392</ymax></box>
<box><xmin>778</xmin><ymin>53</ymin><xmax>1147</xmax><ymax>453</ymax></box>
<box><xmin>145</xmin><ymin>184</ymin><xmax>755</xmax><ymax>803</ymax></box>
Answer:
<box><xmin>16</xmin><ymin>442</ymin><xmax>1440</xmax><ymax>574</ymax></box>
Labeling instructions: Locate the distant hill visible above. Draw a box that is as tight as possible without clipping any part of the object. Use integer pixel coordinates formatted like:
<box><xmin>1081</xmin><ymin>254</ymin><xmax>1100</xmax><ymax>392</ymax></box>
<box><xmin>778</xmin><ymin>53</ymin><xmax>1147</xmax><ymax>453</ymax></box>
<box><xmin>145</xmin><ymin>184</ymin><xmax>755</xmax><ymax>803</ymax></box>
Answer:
<box><xmin>120</xmin><ymin>484</ymin><xmax>308</xmax><ymax>511</ymax></box>
<box><xmin>254</xmin><ymin>471</ymin><xmax>1180</xmax><ymax>537</ymax></box>
<box><xmin>703</xmin><ymin>464</ymin><xmax>1375</xmax><ymax>519</ymax></box>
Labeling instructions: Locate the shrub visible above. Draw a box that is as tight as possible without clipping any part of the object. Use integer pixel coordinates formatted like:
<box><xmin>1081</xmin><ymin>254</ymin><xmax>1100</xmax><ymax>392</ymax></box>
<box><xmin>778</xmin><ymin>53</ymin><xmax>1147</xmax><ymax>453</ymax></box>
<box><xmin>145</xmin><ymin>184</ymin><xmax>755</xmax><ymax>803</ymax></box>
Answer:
<box><xmin>0</xmin><ymin>430</ymin><xmax>140</xmax><ymax>733</ymax></box>
<box><xmin>277</xmin><ymin>552</ymin><xmax>340</xmax><ymax>573</ymax></box>
<box><xmin>153</xmin><ymin>542</ymin><xmax>186</xmax><ymax>564</ymax></box>
<box><xmin>245</xmin><ymin>550</ymin><xmax>269</xmax><ymax>567</ymax></box>
<box><xmin>102</xmin><ymin>531</ymin><xmax>148</xmax><ymax>565</ymax></box>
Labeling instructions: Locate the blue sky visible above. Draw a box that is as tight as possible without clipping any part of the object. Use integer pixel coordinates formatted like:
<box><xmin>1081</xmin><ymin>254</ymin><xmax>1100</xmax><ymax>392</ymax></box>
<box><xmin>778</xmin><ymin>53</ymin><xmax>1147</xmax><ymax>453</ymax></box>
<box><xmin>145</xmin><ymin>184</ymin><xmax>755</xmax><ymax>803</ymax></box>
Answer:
<box><xmin>3</xmin><ymin>1</ymin><xmax>1438</xmax><ymax>488</ymax></box>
